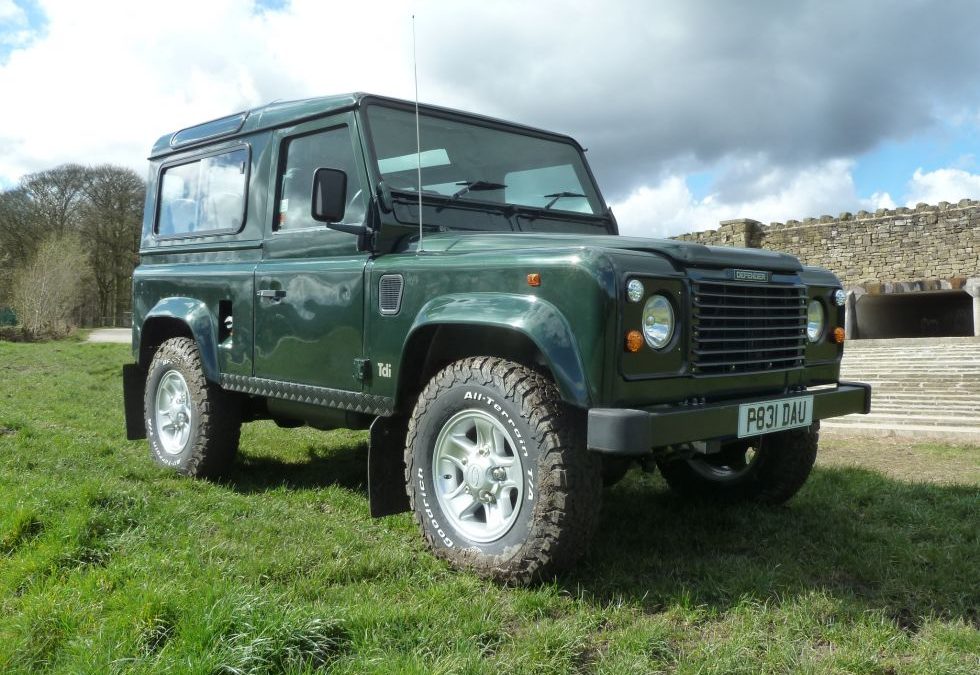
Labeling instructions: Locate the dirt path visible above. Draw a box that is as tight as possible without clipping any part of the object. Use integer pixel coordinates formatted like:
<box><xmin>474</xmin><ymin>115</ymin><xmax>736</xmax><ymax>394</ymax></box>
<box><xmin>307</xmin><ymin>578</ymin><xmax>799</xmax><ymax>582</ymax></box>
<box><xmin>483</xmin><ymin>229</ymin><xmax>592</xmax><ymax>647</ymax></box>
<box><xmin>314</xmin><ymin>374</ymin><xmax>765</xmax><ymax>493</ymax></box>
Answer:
<box><xmin>86</xmin><ymin>328</ymin><xmax>130</xmax><ymax>344</ymax></box>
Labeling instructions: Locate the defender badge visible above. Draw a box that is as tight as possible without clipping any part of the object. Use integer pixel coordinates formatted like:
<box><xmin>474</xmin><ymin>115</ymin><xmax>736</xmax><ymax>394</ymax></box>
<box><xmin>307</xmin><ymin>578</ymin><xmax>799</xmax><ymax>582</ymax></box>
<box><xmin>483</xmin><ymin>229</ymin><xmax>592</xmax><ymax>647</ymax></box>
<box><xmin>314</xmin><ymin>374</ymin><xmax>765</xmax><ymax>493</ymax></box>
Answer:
<box><xmin>730</xmin><ymin>268</ymin><xmax>770</xmax><ymax>282</ymax></box>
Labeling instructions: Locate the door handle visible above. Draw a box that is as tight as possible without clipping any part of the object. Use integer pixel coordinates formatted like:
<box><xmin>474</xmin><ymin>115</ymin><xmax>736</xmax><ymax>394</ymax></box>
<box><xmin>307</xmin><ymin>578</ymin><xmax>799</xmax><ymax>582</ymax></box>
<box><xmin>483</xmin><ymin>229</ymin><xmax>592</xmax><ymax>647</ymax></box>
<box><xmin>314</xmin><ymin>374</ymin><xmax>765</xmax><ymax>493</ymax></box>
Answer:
<box><xmin>257</xmin><ymin>289</ymin><xmax>287</xmax><ymax>301</ymax></box>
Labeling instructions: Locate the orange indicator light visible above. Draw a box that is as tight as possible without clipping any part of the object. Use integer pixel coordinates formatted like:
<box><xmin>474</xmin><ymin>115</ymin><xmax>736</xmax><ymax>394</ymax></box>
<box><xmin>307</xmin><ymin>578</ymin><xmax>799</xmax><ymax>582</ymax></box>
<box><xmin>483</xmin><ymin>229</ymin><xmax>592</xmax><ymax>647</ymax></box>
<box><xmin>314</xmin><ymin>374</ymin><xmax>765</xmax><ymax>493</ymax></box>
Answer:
<box><xmin>833</xmin><ymin>327</ymin><xmax>845</xmax><ymax>344</ymax></box>
<box><xmin>527</xmin><ymin>273</ymin><xmax>541</xmax><ymax>287</ymax></box>
<box><xmin>625</xmin><ymin>330</ymin><xmax>644</xmax><ymax>352</ymax></box>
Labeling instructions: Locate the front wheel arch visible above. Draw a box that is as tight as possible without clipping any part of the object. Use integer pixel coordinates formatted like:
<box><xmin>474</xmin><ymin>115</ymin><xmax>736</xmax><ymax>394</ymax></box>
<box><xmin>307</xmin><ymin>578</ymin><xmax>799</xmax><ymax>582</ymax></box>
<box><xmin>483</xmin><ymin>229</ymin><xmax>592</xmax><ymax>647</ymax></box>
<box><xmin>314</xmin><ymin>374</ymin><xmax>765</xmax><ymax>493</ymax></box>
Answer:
<box><xmin>397</xmin><ymin>322</ymin><xmax>588</xmax><ymax>416</ymax></box>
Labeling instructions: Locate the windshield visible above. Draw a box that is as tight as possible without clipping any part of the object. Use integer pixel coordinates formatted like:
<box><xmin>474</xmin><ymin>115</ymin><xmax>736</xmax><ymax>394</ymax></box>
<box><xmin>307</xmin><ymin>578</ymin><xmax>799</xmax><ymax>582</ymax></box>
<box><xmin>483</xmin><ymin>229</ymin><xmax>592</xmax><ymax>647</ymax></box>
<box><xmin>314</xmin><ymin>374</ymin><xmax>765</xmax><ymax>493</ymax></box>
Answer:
<box><xmin>365</xmin><ymin>105</ymin><xmax>605</xmax><ymax>217</ymax></box>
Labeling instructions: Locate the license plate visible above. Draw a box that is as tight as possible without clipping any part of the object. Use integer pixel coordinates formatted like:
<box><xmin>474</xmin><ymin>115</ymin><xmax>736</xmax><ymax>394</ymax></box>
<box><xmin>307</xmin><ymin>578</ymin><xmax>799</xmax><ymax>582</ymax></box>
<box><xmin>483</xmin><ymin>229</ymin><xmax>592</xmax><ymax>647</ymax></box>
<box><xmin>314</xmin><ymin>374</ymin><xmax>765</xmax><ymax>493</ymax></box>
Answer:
<box><xmin>737</xmin><ymin>395</ymin><xmax>813</xmax><ymax>438</ymax></box>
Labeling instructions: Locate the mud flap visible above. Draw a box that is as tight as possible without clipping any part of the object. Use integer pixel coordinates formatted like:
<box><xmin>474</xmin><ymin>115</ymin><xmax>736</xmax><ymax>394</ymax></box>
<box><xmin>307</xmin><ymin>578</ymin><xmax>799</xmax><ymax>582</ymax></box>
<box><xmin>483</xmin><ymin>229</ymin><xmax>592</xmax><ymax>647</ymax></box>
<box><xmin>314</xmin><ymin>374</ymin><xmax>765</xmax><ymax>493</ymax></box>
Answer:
<box><xmin>122</xmin><ymin>364</ymin><xmax>147</xmax><ymax>440</ymax></box>
<box><xmin>368</xmin><ymin>415</ymin><xmax>410</xmax><ymax>517</ymax></box>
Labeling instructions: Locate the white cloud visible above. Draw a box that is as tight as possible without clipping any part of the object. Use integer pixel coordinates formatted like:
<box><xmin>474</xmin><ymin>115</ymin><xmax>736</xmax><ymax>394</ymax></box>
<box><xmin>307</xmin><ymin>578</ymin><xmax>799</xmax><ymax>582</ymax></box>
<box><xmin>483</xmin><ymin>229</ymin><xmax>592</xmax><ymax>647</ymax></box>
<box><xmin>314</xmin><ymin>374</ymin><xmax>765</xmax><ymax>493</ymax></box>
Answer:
<box><xmin>903</xmin><ymin>167</ymin><xmax>980</xmax><ymax>206</ymax></box>
<box><xmin>2</xmin><ymin>0</ymin><xmax>980</xmax><ymax>235</ymax></box>
<box><xmin>0</xmin><ymin>0</ymin><xmax>421</xmax><ymax>183</ymax></box>
<box><xmin>0</xmin><ymin>0</ymin><xmax>25</xmax><ymax>23</ymax></box>
<box><xmin>611</xmin><ymin>159</ymin><xmax>896</xmax><ymax>238</ymax></box>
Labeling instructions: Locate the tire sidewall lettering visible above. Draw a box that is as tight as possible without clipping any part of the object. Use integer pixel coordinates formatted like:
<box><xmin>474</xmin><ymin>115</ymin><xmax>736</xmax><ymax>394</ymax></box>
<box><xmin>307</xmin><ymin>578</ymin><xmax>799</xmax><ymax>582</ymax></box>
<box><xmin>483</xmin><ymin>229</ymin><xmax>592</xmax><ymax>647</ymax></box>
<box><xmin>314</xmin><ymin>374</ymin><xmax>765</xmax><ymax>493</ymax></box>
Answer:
<box><xmin>463</xmin><ymin>389</ymin><xmax>530</xmax><ymax>464</ymax></box>
<box><xmin>413</xmin><ymin>382</ymin><xmax>540</xmax><ymax>556</ymax></box>
<box><xmin>144</xmin><ymin>356</ymin><xmax>197</xmax><ymax>470</ymax></box>
<box><xmin>417</xmin><ymin>467</ymin><xmax>454</xmax><ymax>548</ymax></box>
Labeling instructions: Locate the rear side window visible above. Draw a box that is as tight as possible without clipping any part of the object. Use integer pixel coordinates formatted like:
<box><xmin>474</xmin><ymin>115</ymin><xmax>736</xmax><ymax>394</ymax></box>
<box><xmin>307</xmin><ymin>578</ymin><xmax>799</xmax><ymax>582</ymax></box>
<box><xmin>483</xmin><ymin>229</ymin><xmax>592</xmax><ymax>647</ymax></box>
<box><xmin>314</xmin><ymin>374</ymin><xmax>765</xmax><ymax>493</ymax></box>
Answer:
<box><xmin>157</xmin><ymin>147</ymin><xmax>249</xmax><ymax>236</ymax></box>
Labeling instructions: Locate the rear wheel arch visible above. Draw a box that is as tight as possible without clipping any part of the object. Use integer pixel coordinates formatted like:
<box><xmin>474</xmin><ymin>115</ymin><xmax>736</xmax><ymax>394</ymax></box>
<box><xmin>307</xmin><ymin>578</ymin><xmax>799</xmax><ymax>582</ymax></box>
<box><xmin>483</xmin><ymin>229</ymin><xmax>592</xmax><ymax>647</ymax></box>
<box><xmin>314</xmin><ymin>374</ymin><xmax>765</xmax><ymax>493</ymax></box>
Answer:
<box><xmin>139</xmin><ymin>317</ymin><xmax>194</xmax><ymax>369</ymax></box>
<box><xmin>137</xmin><ymin>299</ymin><xmax>220</xmax><ymax>383</ymax></box>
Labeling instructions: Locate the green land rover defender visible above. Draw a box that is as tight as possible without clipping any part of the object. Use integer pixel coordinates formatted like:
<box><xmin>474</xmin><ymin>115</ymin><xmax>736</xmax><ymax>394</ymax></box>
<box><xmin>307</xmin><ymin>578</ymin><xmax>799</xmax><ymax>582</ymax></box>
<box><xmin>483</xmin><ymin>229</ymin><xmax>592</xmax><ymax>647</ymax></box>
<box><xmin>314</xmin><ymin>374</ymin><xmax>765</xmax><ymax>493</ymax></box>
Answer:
<box><xmin>122</xmin><ymin>93</ymin><xmax>871</xmax><ymax>583</ymax></box>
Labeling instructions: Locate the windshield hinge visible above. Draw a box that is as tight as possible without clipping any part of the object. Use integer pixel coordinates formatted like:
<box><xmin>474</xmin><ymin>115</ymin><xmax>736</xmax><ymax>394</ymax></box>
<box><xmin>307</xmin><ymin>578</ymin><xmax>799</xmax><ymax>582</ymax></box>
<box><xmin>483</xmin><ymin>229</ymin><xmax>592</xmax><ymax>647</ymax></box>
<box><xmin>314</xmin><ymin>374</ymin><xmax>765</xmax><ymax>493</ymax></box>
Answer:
<box><xmin>353</xmin><ymin>358</ymin><xmax>371</xmax><ymax>382</ymax></box>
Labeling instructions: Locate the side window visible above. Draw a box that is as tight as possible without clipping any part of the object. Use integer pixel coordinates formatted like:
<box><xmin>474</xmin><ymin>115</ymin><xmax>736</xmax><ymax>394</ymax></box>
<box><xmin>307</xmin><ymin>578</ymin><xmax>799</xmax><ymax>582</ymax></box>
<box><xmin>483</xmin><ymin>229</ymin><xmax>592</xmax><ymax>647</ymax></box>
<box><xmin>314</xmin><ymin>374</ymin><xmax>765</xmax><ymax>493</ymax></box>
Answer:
<box><xmin>157</xmin><ymin>148</ymin><xmax>248</xmax><ymax>236</ymax></box>
<box><xmin>277</xmin><ymin>126</ymin><xmax>365</xmax><ymax>231</ymax></box>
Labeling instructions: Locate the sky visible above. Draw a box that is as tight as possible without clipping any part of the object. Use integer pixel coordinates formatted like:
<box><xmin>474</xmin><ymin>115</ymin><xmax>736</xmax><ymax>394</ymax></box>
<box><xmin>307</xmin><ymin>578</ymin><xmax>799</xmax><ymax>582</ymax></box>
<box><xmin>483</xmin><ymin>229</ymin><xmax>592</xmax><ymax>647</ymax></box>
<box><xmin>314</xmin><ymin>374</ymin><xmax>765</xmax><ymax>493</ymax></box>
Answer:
<box><xmin>3</xmin><ymin>0</ymin><xmax>980</xmax><ymax>238</ymax></box>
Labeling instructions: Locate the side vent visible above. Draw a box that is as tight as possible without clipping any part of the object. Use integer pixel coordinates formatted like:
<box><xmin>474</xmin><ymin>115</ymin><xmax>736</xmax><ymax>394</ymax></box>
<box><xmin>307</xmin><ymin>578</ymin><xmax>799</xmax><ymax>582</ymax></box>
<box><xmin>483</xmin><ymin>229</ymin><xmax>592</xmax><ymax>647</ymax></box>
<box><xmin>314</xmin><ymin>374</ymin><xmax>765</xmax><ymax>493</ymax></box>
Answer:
<box><xmin>379</xmin><ymin>274</ymin><xmax>404</xmax><ymax>315</ymax></box>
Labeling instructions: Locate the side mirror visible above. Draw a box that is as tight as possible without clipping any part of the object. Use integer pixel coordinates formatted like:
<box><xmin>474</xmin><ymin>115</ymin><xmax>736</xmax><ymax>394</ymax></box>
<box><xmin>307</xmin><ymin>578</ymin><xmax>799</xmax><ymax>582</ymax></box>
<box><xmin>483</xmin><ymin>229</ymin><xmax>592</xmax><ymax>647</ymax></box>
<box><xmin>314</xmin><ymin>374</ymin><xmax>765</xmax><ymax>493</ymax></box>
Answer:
<box><xmin>311</xmin><ymin>167</ymin><xmax>347</xmax><ymax>223</ymax></box>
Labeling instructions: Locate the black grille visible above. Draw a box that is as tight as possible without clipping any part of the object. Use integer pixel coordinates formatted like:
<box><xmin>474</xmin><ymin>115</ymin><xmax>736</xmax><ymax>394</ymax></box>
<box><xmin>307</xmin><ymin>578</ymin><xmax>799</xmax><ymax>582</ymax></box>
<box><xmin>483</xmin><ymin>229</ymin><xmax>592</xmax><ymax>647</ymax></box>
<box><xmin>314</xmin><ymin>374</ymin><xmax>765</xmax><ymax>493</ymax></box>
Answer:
<box><xmin>691</xmin><ymin>280</ymin><xmax>806</xmax><ymax>375</ymax></box>
<box><xmin>379</xmin><ymin>274</ymin><xmax>403</xmax><ymax>315</ymax></box>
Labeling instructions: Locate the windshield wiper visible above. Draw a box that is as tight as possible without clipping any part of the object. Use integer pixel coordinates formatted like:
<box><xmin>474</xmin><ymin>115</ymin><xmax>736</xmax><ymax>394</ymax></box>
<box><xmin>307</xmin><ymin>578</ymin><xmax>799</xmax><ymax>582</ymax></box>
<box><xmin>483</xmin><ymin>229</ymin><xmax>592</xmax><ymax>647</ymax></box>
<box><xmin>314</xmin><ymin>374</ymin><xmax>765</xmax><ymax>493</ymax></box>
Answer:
<box><xmin>453</xmin><ymin>180</ymin><xmax>507</xmax><ymax>199</ymax></box>
<box><xmin>543</xmin><ymin>191</ymin><xmax>587</xmax><ymax>209</ymax></box>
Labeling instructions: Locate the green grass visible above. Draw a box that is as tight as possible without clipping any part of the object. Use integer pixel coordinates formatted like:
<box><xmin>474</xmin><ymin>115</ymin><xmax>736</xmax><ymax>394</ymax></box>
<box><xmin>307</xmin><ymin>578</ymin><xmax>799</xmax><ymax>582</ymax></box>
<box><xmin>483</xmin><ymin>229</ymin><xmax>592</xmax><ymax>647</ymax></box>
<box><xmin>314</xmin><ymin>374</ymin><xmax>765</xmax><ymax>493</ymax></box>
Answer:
<box><xmin>1</xmin><ymin>340</ymin><xmax>977</xmax><ymax>674</ymax></box>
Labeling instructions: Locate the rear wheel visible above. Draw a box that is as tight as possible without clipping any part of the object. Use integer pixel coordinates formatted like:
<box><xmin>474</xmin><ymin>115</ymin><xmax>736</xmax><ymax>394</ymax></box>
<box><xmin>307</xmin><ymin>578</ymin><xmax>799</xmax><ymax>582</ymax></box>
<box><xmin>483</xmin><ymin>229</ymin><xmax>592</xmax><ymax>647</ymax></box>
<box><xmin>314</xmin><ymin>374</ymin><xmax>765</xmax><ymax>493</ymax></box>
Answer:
<box><xmin>405</xmin><ymin>357</ymin><xmax>602</xmax><ymax>584</ymax></box>
<box><xmin>144</xmin><ymin>337</ymin><xmax>241</xmax><ymax>477</ymax></box>
<box><xmin>657</xmin><ymin>423</ymin><xmax>819</xmax><ymax>504</ymax></box>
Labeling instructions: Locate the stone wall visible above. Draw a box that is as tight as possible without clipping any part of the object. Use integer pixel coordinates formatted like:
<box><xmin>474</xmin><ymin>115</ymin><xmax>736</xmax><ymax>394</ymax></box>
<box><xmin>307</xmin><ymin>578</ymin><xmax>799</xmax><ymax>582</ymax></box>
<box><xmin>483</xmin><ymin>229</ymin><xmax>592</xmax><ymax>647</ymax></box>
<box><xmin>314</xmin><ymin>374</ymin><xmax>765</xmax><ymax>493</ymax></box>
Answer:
<box><xmin>673</xmin><ymin>199</ymin><xmax>980</xmax><ymax>288</ymax></box>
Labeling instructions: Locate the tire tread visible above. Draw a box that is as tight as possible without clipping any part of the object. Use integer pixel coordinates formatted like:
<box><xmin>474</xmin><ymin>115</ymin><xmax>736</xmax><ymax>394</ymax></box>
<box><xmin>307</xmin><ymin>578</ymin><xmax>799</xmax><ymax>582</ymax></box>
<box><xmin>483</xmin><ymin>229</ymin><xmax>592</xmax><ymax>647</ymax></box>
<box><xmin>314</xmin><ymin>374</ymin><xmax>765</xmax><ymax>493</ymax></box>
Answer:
<box><xmin>405</xmin><ymin>357</ymin><xmax>601</xmax><ymax>584</ymax></box>
<box><xmin>145</xmin><ymin>337</ymin><xmax>240</xmax><ymax>478</ymax></box>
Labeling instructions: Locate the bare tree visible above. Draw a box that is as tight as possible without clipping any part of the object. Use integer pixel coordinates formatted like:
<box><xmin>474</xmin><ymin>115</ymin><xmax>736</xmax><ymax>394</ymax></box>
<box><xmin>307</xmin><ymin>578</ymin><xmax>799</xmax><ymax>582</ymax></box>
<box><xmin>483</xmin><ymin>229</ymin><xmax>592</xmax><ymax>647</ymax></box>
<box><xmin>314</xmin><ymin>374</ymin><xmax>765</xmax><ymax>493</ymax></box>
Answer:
<box><xmin>0</xmin><ymin>188</ymin><xmax>38</xmax><ymax>264</ymax></box>
<box><xmin>10</xmin><ymin>233</ymin><xmax>93</xmax><ymax>337</ymax></box>
<box><xmin>0</xmin><ymin>163</ymin><xmax>146</xmax><ymax>329</ymax></box>
<box><xmin>20</xmin><ymin>163</ymin><xmax>89</xmax><ymax>235</ymax></box>
<box><xmin>0</xmin><ymin>189</ymin><xmax>35</xmax><ymax>312</ymax></box>
<box><xmin>81</xmin><ymin>165</ymin><xmax>146</xmax><ymax>325</ymax></box>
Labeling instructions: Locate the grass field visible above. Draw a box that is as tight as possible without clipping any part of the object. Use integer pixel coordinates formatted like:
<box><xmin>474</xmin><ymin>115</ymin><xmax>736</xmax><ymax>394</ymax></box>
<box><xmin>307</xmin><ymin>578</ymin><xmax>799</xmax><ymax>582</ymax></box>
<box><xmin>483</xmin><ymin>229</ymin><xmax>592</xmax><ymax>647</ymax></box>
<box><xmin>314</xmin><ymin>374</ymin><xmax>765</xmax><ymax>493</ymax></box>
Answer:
<box><xmin>1</xmin><ymin>340</ymin><xmax>977</xmax><ymax>674</ymax></box>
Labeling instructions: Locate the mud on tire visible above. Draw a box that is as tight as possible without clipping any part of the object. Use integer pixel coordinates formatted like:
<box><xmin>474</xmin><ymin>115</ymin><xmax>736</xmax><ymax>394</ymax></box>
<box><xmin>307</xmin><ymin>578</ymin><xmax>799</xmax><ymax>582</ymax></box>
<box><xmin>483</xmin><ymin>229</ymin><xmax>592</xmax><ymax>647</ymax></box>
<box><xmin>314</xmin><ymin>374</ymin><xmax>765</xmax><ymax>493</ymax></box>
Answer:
<box><xmin>657</xmin><ymin>422</ymin><xmax>819</xmax><ymax>505</ymax></box>
<box><xmin>405</xmin><ymin>357</ymin><xmax>602</xmax><ymax>584</ymax></box>
<box><xmin>144</xmin><ymin>337</ymin><xmax>241</xmax><ymax>478</ymax></box>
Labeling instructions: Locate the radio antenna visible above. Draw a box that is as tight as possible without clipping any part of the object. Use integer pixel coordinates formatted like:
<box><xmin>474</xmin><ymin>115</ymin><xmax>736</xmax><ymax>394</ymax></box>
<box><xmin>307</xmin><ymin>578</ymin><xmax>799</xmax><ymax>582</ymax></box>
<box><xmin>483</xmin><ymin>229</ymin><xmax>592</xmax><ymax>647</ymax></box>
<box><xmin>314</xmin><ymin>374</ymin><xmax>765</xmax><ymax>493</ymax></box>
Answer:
<box><xmin>413</xmin><ymin>14</ymin><xmax>424</xmax><ymax>253</ymax></box>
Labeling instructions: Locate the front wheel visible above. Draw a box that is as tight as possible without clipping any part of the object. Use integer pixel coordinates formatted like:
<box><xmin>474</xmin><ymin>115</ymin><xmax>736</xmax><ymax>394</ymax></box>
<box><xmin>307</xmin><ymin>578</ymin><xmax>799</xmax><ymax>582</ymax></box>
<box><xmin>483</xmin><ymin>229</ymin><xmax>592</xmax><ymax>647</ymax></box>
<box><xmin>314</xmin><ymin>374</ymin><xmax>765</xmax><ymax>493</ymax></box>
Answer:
<box><xmin>405</xmin><ymin>357</ymin><xmax>602</xmax><ymax>584</ymax></box>
<box><xmin>144</xmin><ymin>337</ymin><xmax>241</xmax><ymax>477</ymax></box>
<box><xmin>657</xmin><ymin>423</ymin><xmax>819</xmax><ymax>504</ymax></box>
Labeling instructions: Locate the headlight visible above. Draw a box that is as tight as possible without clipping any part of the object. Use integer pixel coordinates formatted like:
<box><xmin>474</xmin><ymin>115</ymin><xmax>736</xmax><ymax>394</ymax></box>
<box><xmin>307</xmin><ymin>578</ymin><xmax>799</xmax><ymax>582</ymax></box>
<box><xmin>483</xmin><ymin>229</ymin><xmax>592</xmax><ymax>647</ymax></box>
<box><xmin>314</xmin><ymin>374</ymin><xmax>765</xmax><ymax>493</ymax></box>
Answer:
<box><xmin>806</xmin><ymin>299</ymin><xmax>825</xmax><ymax>343</ymax></box>
<box><xmin>642</xmin><ymin>294</ymin><xmax>674</xmax><ymax>349</ymax></box>
<box><xmin>626</xmin><ymin>279</ymin><xmax>645</xmax><ymax>303</ymax></box>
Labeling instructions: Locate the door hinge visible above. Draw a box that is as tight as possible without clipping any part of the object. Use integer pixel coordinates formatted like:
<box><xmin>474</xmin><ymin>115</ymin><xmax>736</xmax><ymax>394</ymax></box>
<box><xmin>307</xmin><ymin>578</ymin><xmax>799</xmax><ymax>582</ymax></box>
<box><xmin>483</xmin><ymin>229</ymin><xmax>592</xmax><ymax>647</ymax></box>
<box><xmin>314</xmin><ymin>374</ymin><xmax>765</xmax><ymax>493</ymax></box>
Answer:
<box><xmin>353</xmin><ymin>358</ymin><xmax>371</xmax><ymax>382</ymax></box>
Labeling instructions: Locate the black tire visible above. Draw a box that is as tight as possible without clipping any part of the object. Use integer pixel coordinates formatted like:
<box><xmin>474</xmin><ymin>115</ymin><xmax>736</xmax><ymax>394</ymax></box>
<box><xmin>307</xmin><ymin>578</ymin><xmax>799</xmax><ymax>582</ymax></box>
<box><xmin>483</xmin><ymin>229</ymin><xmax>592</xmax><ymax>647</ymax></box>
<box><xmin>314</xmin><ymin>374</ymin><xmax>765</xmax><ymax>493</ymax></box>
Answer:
<box><xmin>656</xmin><ymin>422</ymin><xmax>819</xmax><ymax>504</ymax></box>
<box><xmin>144</xmin><ymin>337</ymin><xmax>241</xmax><ymax>478</ymax></box>
<box><xmin>405</xmin><ymin>357</ymin><xmax>602</xmax><ymax>584</ymax></box>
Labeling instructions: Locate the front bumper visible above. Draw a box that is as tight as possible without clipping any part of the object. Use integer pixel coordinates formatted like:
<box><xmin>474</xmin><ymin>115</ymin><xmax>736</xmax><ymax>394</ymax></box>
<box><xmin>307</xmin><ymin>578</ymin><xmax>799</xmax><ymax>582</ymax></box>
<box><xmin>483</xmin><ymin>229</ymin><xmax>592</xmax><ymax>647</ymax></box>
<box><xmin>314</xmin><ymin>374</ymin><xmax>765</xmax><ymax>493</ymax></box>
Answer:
<box><xmin>587</xmin><ymin>381</ymin><xmax>871</xmax><ymax>455</ymax></box>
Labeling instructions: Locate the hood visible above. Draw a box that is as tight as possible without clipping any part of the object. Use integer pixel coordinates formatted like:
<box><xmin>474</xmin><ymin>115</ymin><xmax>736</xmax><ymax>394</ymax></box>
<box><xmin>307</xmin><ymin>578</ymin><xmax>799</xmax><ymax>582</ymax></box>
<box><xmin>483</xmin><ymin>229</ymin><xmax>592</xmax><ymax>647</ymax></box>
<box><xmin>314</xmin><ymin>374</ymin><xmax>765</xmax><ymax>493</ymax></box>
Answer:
<box><xmin>412</xmin><ymin>232</ymin><xmax>803</xmax><ymax>272</ymax></box>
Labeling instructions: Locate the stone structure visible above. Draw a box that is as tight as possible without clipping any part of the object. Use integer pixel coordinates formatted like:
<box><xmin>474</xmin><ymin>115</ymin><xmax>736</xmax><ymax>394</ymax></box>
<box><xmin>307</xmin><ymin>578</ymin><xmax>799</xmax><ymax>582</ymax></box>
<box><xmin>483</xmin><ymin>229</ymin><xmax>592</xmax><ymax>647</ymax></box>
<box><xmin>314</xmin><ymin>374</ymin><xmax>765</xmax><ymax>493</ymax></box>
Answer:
<box><xmin>673</xmin><ymin>199</ymin><xmax>980</xmax><ymax>338</ymax></box>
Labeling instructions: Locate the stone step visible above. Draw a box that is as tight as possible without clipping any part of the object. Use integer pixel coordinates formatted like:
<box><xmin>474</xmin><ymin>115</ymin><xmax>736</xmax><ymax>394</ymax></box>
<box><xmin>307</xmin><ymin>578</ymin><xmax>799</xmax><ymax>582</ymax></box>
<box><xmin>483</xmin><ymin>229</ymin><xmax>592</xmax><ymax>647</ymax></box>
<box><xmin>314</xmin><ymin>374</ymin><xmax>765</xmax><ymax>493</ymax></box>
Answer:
<box><xmin>825</xmin><ymin>418</ymin><xmax>980</xmax><ymax>431</ymax></box>
<box><xmin>841</xmin><ymin>378</ymin><xmax>980</xmax><ymax>385</ymax></box>
<box><xmin>849</xmin><ymin>383</ymin><xmax>980</xmax><ymax>390</ymax></box>
<box><xmin>846</xmin><ymin>352</ymin><xmax>980</xmax><ymax>355</ymax></box>
<box><xmin>870</xmin><ymin>410</ymin><xmax>980</xmax><ymax>417</ymax></box>
<box><xmin>867</xmin><ymin>392</ymin><xmax>980</xmax><ymax>400</ymax></box>
<box><xmin>844</xmin><ymin>362</ymin><xmax>980</xmax><ymax>367</ymax></box>
<box><xmin>848</xmin><ymin>381</ymin><xmax>980</xmax><ymax>386</ymax></box>
<box><xmin>870</xmin><ymin>400</ymin><xmax>980</xmax><ymax>409</ymax></box>
<box><xmin>843</xmin><ymin>357</ymin><xmax>980</xmax><ymax>362</ymax></box>
<box><xmin>870</xmin><ymin>406</ymin><xmax>980</xmax><ymax>413</ymax></box>
<box><xmin>846</xmin><ymin>381</ymin><xmax>980</xmax><ymax>388</ymax></box>
<box><xmin>845</xmin><ymin>359</ymin><xmax>980</xmax><ymax>363</ymax></box>
<box><xmin>821</xmin><ymin>420</ymin><xmax>980</xmax><ymax>441</ymax></box>
<box><xmin>843</xmin><ymin>364</ymin><xmax>980</xmax><ymax>368</ymax></box>
<box><xmin>833</xmin><ymin>412</ymin><xmax>980</xmax><ymax>426</ymax></box>
<box><xmin>844</xmin><ymin>348</ymin><xmax>980</xmax><ymax>353</ymax></box>
<box><xmin>815</xmin><ymin>338</ymin><xmax>980</xmax><ymax>439</ymax></box>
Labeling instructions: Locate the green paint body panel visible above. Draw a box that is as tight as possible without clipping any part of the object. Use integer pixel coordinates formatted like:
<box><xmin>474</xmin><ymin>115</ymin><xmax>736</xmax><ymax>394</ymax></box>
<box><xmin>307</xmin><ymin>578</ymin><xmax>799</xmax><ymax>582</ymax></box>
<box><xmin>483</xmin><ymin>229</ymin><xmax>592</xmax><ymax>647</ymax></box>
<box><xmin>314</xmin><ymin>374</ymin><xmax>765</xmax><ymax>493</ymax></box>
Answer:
<box><xmin>407</xmin><ymin>293</ymin><xmax>591</xmax><ymax>406</ymax></box>
<box><xmin>130</xmin><ymin>92</ymin><xmax>867</xmax><ymax>450</ymax></box>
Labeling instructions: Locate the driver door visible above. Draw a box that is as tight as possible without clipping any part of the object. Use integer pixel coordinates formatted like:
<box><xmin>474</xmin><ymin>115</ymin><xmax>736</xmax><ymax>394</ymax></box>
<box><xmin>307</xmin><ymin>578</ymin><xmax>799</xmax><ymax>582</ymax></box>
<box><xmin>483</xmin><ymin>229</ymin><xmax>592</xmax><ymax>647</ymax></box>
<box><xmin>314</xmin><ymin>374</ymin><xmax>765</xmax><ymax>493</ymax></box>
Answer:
<box><xmin>253</xmin><ymin>116</ymin><xmax>369</xmax><ymax>392</ymax></box>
